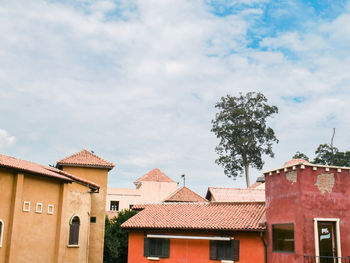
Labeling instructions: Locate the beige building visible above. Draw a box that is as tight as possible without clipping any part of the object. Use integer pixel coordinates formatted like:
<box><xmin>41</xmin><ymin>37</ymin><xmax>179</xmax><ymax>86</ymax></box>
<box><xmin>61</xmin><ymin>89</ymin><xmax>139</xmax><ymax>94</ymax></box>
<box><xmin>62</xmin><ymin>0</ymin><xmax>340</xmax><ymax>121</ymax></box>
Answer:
<box><xmin>0</xmin><ymin>149</ymin><xmax>114</xmax><ymax>263</ymax></box>
<box><xmin>106</xmin><ymin>168</ymin><xmax>178</xmax><ymax>217</ymax></box>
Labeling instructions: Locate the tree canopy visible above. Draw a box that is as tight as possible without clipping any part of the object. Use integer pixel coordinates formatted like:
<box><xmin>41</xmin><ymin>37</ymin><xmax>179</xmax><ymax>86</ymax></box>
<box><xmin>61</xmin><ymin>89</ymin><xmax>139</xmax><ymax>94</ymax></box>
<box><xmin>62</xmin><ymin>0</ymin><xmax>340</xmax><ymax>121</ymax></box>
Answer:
<box><xmin>211</xmin><ymin>92</ymin><xmax>278</xmax><ymax>187</ymax></box>
<box><xmin>104</xmin><ymin>209</ymin><xmax>137</xmax><ymax>263</ymax></box>
<box><xmin>294</xmin><ymin>144</ymin><xmax>350</xmax><ymax>167</ymax></box>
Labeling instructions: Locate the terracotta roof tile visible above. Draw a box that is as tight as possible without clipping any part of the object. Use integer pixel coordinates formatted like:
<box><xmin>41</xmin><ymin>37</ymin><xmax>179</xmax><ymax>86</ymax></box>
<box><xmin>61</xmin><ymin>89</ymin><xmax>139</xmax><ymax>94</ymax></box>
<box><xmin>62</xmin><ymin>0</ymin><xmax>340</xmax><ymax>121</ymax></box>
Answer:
<box><xmin>134</xmin><ymin>168</ymin><xmax>174</xmax><ymax>183</ymax></box>
<box><xmin>122</xmin><ymin>202</ymin><xmax>265</xmax><ymax>231</ymax></box>
<box><xmin>163</xmin><ymin>186</ymin><xmax>207</xmax><ymax>202</ymax></box>
<box><xmin>56</xmin><ymin>149</ymin><xmax>114</xmax><ymax>170</ymax></box>
<box><xmin>206</xmin><ymin>187</ymin><xmax>265</xmax><ymax>202</ymax></box>
<box><xmin>45</xmin><ymin>166</ymin><xmax>100</xmax><ymax>189</ymax></box>
<box><xmin>0</xmin><ymin>154</ymin><xmax>72</xmax><ymax>182</ymax></box>
<box><xmin>283</xmin><ymin>159</ymin><xmax>311</xmax><ymax>167</ymax></box>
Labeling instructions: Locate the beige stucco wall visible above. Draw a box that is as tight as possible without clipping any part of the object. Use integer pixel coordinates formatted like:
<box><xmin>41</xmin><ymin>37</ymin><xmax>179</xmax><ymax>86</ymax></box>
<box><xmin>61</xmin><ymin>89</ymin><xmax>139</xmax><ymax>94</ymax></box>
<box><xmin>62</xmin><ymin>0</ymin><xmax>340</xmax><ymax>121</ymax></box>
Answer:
<box><xmin>0</xmin><ymin>167</ymin><xmax>100</xmax><ymax>263</ymax></box>
<box><xmin>62</xmin><ymin>166</ymin><xmax>109</xmax><ymax>263</ymax></box>
<box><xmin>57</xmin><ymin>182</ymin><xmax>92</xmax><ymax>263</ymax></box>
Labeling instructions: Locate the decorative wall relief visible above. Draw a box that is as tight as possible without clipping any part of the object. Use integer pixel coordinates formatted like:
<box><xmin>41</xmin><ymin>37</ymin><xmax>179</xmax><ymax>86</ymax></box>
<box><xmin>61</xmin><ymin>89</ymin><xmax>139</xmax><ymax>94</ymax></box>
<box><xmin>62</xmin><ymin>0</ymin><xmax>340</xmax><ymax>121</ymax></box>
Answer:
<box><xmin>286</xmin><ymin>171</ymin><xmax>297</xmax><ymax>184</ymax></box>
<box><xmin>315</xmin><ymin>173</ymin><xmax>335</xmax><ymax>194</ymax></box>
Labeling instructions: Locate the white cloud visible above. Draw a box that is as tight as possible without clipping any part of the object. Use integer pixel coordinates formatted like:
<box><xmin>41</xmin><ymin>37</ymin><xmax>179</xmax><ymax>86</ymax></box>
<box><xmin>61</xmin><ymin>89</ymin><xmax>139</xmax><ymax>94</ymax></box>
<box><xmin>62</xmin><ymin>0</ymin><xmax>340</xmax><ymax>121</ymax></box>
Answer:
<box><xmin>0</xmin><ymin>129</ymin><xmax>16</xmax><ymax>149</ymax></box>
<box><xmin>0</xmin><ymin>0</ymin><xmax>350</xmax><ymax>194</ymax></box>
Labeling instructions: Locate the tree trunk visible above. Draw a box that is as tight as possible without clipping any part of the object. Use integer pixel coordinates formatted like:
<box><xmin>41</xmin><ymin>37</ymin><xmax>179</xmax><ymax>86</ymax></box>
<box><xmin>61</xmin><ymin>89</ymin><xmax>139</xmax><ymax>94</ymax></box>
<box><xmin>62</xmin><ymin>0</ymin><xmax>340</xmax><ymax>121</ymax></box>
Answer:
<box><xmin>244</xmin><ymin>164</ymin><xmax>250</xmax><ymax>188</ymax></box>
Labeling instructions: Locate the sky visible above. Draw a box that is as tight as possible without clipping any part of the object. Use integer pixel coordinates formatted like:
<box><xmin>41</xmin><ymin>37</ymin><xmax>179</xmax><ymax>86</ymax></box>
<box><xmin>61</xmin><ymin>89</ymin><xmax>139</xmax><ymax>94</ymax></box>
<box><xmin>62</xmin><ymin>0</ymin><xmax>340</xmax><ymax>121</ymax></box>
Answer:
<box><xmin>1</xmin><ymin>0</ymin><xmax>350</xmax><ymax>196</ymax></box>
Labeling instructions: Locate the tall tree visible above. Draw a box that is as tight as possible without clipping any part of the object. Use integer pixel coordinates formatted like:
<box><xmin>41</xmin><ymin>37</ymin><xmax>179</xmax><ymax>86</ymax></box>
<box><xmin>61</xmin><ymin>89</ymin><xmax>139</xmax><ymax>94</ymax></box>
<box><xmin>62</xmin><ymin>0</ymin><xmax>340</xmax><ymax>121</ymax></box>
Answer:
<box><xmin>104</xmin><ymin>209</ymin><xmax>137</xmax><ymax>263</ymax></box>
<box><xmin>211</xmin><ymin>92</ymin><xmax>278</xmax><ymax>187</ymax></box>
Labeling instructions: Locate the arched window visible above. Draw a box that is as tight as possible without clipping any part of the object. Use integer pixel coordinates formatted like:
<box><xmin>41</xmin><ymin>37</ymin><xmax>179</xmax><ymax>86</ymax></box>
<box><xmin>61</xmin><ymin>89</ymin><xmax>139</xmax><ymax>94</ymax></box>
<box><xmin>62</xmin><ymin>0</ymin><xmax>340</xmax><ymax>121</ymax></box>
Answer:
<box><xmin>69</xmin><ymin>216</ymin><xmax>80</xmax><ymax>246</ymax></box>
<box><xmin>0</xmin><ymin>220</ymin><xmax>4</xmax><ymax>247</ymax></box>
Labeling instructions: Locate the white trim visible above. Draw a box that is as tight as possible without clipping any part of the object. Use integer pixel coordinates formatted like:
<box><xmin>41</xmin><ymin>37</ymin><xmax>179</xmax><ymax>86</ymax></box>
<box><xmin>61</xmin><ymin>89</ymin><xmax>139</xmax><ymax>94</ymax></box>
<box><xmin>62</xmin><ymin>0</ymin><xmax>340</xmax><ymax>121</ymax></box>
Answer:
<box><xmin>69</xmin><ymin>214</ymin><xmax>80</xmax><ymax>225</ymax></box>
<box><xmin>147</xmin><ymin>257</ymin><xmax>160</xmax><ymax>261</ymax></box>
<box><xmin>221</xmin><ymin>260</ymin><xmax>234</xmax><ymax>263</ymax></box>
<box><xmin>0</xmin><ymin>219</ymin><xmax>4</xmax><ymax>247</ymax></box>
<box><xmin>67</xmin><ymin>244</ymin><xmax>80</xmax><ymax>248</ymax></box>
<box><xmin>47</xmin><ymin>204</ymin><xmax>54</xmax><ymax>215</ymax></box>
<box><xmin>146</xmin><ymin>234</ymin><xmax>232</xmax><ymax>241</ymax></box>
<box><xmin>35</xmin><ymin>203</ymin><xmax>43</xmax><ymax>213</ymax></box>
<box><xmin>313</xmin><ymin>218</ymin><xmax>341</xmax><ymax>263</ymax></box>
<box><xmin>23</xmin><ymin>201</ymin><xmax>30</xmax><ymax>212</ymax></box>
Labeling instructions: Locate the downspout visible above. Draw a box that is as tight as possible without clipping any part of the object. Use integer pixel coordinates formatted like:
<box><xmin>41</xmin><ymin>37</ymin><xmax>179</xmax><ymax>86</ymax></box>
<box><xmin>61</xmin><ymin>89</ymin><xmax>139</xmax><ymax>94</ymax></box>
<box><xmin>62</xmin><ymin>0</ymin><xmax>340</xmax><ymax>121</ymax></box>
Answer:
<box><xmin>260</xmin><ymin>231</ymin><xmax>267</xmax><ymax>263</ymax></box>
<box><xmin>87</xmin><ymin>211</ymin><xmax>90</xmax><ymax>263</ymax></box>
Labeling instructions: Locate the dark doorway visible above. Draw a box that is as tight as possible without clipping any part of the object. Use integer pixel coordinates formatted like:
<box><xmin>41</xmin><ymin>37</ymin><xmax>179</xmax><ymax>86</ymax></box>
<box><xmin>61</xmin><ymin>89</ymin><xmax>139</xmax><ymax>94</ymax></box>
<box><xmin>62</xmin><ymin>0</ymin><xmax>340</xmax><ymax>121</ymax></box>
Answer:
<box><xmin>318</xmin><ymin>221</ymin><xmax>337</xmax><ymax>263</ymax></box>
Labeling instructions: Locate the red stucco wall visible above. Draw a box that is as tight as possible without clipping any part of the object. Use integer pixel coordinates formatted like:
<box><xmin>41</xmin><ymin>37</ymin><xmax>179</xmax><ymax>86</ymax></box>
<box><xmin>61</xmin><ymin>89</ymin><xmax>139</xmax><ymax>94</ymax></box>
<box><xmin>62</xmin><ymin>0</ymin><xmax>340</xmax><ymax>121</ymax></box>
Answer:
<box><xmin>266</xmin><ymin>166</ymin><xmax>350</xmax><ymax>263</ymax></box>
<box><xmin>127</xmin><ymin>230</ymin><xmax>265</xmax><ymax>263</ymax></box>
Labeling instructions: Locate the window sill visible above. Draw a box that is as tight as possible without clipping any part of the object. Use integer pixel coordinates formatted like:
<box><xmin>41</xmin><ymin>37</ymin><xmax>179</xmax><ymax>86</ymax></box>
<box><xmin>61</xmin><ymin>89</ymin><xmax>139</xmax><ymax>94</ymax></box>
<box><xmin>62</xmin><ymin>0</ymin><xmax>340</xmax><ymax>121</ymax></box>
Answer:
<box><xmin>147</xmin><ymin>257</ymin><xmax>160</xmax><ymax>261</ymax></box>
<box><xmin>67</xmin><ymin>244</ymin><xmax>79</xmax><ymax>248</ymax></box>
<box><xmin>221</xmin><ymin>260</ymin><xmax>234</xmax><ymax>263</ymax></box>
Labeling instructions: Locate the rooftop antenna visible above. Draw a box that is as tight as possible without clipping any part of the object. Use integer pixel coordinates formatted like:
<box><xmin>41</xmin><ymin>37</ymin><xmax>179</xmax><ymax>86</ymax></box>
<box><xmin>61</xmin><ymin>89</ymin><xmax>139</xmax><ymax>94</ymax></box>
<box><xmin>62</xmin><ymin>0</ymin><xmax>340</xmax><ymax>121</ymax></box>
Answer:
<box><xmin>181</xmin><ymin>174</ymin><xmax>185</xmax><ymax>187</ymax></box>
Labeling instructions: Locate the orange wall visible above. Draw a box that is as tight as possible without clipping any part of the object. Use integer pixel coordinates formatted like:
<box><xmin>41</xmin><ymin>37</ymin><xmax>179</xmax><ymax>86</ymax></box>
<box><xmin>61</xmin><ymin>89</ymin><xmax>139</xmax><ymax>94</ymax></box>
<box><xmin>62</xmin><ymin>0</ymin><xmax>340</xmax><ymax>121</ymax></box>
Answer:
<box><xmin>0</xmin><ymin>170</ymin><xmax>14</xmax><ymax>263</ymax></box>
<box><xmin>128</xmin><ymin>230</ymin><xmax>265</xmax><ymax>263</ymax></box>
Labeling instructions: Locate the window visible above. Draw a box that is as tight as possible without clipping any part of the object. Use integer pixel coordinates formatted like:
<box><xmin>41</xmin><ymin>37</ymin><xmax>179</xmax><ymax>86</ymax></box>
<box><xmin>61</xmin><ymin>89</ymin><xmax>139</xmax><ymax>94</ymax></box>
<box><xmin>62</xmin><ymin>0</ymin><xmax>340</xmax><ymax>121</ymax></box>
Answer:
<box><xmin>144</xmin><ymin>238</ymin><xmax>170</xmax><ymax>258</ymax></box>
<box><xmin>0</xmin><ymin>220</ymin><xmax>3</xmax><ymax>247</ymax></box>
<box><xmin>90</xmin><ymin>217</ymin><xmax>96</xmax><ymax>223</ymax></box>
<box><xmin>110</xmin><ymin>201</ymin><xmax>119</xmax><ymax>211</ymax></box>
<box><xmin>23</xmin><ymin>201</ymin><xmax>30</xmax><ymax>212</ymax></box>
<box><xmin>210</xmin><ymin>240</ymin><xmax>239</xmax><ymax>261</ymax></box>
<box><xmin>35</xmin><ymin>203</ymin><xmax>43</xmax><ymax>213</ymax></box>
<box><xmin>47</xmin><ymin>205</ymin><xmax>54</xmax><ymax>215</ymax></box>
<box><xmin>69</xmin><ymin>216</ymin><xmax>80</xmax><ymax>246</ymax></box>
<box><xmin>272</xmin><ymin>224</ymin><xmax>295</xmax><ymax>253</ymax></box>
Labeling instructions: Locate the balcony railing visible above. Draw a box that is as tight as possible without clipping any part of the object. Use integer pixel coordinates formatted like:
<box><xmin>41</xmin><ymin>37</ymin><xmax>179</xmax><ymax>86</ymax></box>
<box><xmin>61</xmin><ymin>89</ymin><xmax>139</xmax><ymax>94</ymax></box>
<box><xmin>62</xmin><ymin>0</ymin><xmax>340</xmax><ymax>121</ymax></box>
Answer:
<box><xmin>304</xmin><ymin>255</ymin><xmax>350</xmax><ymax>263</ymax></box>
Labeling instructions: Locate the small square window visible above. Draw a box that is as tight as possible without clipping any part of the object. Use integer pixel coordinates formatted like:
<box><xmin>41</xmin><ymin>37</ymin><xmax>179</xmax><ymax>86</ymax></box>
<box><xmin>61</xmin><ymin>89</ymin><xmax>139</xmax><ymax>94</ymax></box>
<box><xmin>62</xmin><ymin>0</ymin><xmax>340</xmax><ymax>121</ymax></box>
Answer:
<box><xmin>47</xmin><ymin>205</ymin><xmax>54</xmax><ymax>215</ymax></box>
<box><xmin>90</xmin><ymin>217</ymin><xmax>96</xmax><ymax>223</ymax></box>
<box><xmin>110</xmin><ymin>201</ymin><xmax>119</xmax><ymax>211</ymax></box>
<box><xmin>35</xmin><ymin>203</ymin><xmax>43</xmax><ymax>213</ymax></box>
<box><xmin>23</xmin><ymin>201</ymin><xmax>30</xmax><ymax>212</ymax></box>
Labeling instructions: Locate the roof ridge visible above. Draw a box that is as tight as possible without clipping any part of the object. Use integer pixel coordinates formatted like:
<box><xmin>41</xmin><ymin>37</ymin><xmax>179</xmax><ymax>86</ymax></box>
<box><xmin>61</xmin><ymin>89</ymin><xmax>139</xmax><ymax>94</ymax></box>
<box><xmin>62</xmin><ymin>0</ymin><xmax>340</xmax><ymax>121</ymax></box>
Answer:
<box><xmin>134</xmin><ymin>168</ymin><xmax>175</xmax><ymax>183</ymax></box>
<box><xmin>56</xmin><ymin>149</ymin><xmax>114</xmax><ymax>170</ymax></box>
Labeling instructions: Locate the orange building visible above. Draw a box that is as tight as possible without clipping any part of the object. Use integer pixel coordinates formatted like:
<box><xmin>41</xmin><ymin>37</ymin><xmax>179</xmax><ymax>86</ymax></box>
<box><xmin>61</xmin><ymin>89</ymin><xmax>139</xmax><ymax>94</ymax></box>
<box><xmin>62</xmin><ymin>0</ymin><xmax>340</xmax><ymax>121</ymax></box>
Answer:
<box><xmin>122</xmin><ymin>202</ymin><xmax>266</xmax><ymax>263</ymax></box>
<box><xmin>0</xmin><ymin>149</ymin><xmax>114</xmax><ymax>263</ymax></box>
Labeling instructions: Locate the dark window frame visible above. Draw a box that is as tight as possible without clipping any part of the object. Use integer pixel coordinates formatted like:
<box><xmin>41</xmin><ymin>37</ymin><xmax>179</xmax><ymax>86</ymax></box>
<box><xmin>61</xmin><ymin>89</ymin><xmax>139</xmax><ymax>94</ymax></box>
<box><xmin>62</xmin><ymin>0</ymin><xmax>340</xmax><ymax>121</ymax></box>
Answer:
<box><xmin>110</xmin><ymin>201</ymin><xmax>119</xmax><ymax>211</ymax></box>
<box><xmin>0</xmin><ymin>220</ymin><xmax>3</xmax><ymax>247</ymax></box>
<box><xmin>144</xmin><ymin>238</ymin><xmax>170</xmax><ymax>258</ymax></box>
<box><xmin>210</xmin><ymin>240</ymin><xmax>239</xmax><ymax>261</ymax></box>
<box><xmin>69</xmin><ymin>216</ymin><xmax>80</xmax><ymax>246</ymax></box>
<box><xmin>272</xmin><ymin>223</ymin><xmax>295</xmax><ymax>253</ymax></box>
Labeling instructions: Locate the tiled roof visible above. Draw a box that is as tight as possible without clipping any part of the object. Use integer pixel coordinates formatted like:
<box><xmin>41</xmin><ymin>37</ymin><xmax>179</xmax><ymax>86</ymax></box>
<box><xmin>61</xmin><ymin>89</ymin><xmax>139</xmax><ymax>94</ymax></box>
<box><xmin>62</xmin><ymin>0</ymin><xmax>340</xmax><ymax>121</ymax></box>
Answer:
<box><xmin>134</xmin><ymin>168</ymin><xmax>174</xmax><ymax>183</ymax></box>
<box><xmin>56</xmin><ymin>149</ymin><xmax>115</xmax><ymax>170</ymax></box>
<box><xmin>122</xmin><ymin>202</ymin><xmax>265</xmax><ymax>231</ymax></box>
<box><xmin>205</xmin><ymin>187</ymin><xmax>265</xmax><ymax>202</ymax></box>
<box><xmin>283</xmin><ymin>159</ymin><xmax>311</xmax><ymax>167</ymax></box>
<box><xmin>163</xmin><ymin>186</ymin><xmax>207</xmax><ymax>202</ymax></box>
<box><xmin>45</xmin><ymin>166</ymin><xmax>100</xmax><ymax>189</ymax></box>
<box><xmin>0</xmin><ymin>153</ymin><xmax>72</xmax><ymax>182</ymax></box>
<box><xmin>0</xmin><ymin>153</ymin><xmax>100</xmax><ymax>189</ymax></box>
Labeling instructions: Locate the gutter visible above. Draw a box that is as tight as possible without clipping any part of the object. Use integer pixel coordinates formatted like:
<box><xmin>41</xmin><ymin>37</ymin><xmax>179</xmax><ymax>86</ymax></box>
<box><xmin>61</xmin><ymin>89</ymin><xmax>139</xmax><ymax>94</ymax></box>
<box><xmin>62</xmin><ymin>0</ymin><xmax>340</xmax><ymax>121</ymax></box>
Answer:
<box><xmin>260</xmin><ymin>231</ymin><xmax>267</xmax><ymax>263</ymax></box>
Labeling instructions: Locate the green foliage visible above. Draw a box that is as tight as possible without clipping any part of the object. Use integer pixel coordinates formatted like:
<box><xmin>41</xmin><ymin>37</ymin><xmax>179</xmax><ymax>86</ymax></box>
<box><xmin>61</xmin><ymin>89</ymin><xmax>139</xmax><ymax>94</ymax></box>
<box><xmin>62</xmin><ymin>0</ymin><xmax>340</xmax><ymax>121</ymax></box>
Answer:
<box><xmin>292</xmin><ymin>151</ymin><xmax>310</xmax><ymax>161</ymax></box>
<box><xmin>211</xmin><ymin>92</ymin><xmax>278</xmax><ymax>187</ymax></box>
<box><xmin>314</xmin><ymin>144</ymin><xmax>350</xmax><ymax>166</ymax></box>
<box><xmin>103</xmin><ymin>209</ymin><xmax>137</xmax><ymax>263</ymax></box>
<box><xmin>293</xmin><ymin>144</ymin><xmax>350</xmax><ymax>167</ymax></box>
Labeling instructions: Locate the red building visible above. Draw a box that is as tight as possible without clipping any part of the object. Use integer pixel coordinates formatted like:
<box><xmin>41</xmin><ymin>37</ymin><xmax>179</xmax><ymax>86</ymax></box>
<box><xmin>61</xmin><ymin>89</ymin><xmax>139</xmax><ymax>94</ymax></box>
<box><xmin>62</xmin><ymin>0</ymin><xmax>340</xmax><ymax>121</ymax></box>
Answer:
<box><xmin>265</xmin><ymin>159</ymin><xmax>350</xmax><ymax>263</ymax></box>
<box><xmin>122</xmin><ymin>202</ymin><xmax>266</xmax><ymax>263</ymax></box>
